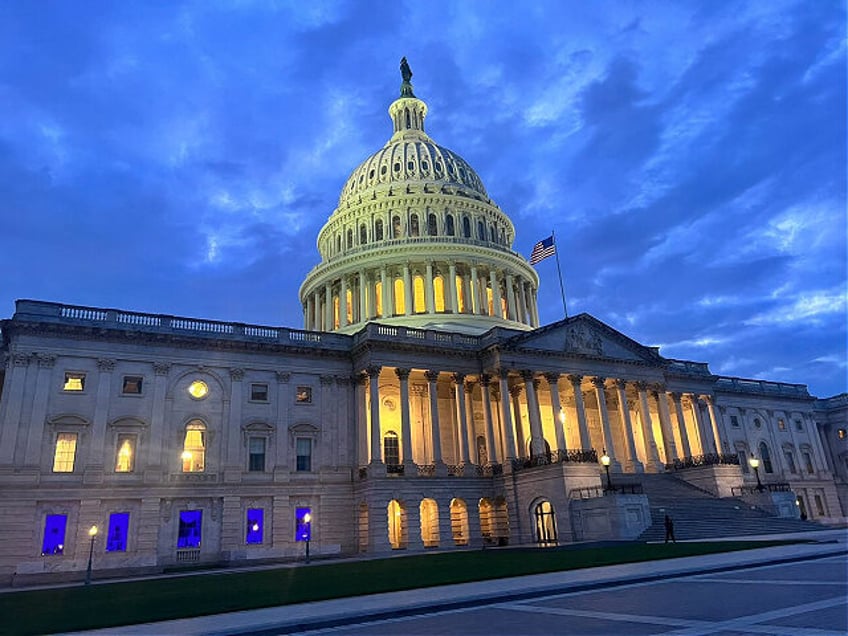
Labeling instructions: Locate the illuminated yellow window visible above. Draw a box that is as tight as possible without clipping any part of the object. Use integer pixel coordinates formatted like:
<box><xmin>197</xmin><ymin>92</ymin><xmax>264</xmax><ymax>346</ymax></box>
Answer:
<box><xmin>188</xmin><ymin>380</ymin><xmax>208</xmax><ymax>399</ymax></box>
<box><xmin>487</xmin><ymin>287</ymin><xmax>494</xmax><ymax>316</ymax></box>
<box><xmin>434</xmin><ymin>276</ymin><xmax>445</xmax><ymax>312</ymax></box>
<box><xmin>63</xmin><ymin>373</ymin><xmax>85</xmax><ymax>392</ymax></box>
<box><xmin>333</xmin><ymin>296</ymin><xmax>340</xmax><ymax>329</ymax></box>
<box><xmin>115</xmin><ymin>435</ymin><xmax>135</xmax><ymax>472</ymax></box>
<box><xmin>375</xmin><ymin>281</ymin><xmax>383</xmax><ymax>317</ymax></box>
<box><xmin>394</xmin><ymin>278</ymin><xmax>405</xmax><ymax>315</ymax></box>
<box><xmin>501</xmin><ymin>296</ymin><xmax>508</xmax><ymax>319</ymax></box>
<box><xmin>345</xmin><ymin>289</ymin><xmax>353</xmax><ymax>323</ymax></box>
<box><xmin>52</xmin><ymin>433</ymin><xmax>78</xmax><ymax>472</ymax></box>
<box><xmin>456</xmin><ymin>276</ymin><xmax>465</xmax><ymax>313</ymax></box>
<box><xmin>413</xmin><ymin>276</ymin><xmax>425</xmax><ymax>312</ymax></box>
<box><xmin>181</xmin><ymin>422</ymin><xmax>206</xmax><ymax>473</ymax></box>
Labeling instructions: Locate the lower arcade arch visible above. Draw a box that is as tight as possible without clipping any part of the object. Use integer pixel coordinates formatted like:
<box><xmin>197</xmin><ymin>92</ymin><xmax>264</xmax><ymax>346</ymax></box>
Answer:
<box><xmin>420</xmin><ymin>498</ymin><xmax>440</xmax><ymax>548</ymax></box>
<box><xmin>450</xmin><ymin>498</ymin><xmax>469</xmax><ymax>546</ymax></box>
<box><xmin>532</xmin><ymin>499</ymin><xmax>557</xmax><ymax>546</ymax></box>
<box><xmin>387</xmin><ymin>499</ymin><xmax>408</xmax><ymax>549</ymax></box>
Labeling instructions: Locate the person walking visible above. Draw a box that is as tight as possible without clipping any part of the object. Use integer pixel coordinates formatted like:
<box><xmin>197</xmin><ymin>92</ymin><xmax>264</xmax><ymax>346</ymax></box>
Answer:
<box><xmin>664</xmin><ymin>514</ymin><xmax>676</xmax><ymax>543</ymax></box>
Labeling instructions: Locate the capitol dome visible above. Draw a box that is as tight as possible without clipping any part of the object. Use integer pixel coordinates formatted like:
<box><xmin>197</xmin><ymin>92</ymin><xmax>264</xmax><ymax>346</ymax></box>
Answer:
<box><xmin>299</xmin><ymin>59</ymin><xmax>540</xmax><ymax>335</ymax></box>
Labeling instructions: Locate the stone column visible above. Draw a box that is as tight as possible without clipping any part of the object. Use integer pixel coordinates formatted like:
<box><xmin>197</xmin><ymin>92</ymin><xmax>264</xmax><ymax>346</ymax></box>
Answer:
<box><xmin>510</xmin><ymin>385</ymin><xmax>525</xmax><ymax>456</ymax></box>
<box><xmin>470</xmin><ymin>265</ymin><xmax>481</xmax><ymax>314</ymax></box>
<box><xmin>592</xmin><ymin>377</ymin><xmax>619</xmax><ymax>469</ymax></box>
<box><xmin>24</xmin><ymin>353</ymin><xmax>56</xmax><ymax>466</ymax></box>
<box><xmin>305</xmin><ymin>295</ymin><xmax>314</xmax><ymax>330</ymax></box>
<box><xmin>424</xmin><ymin>371</ymin><xmax>444</xmax><ymax>468</ymax></box>
<box><xmin>339</xmin><ymin>275</ymin><xmax>348</xmax><ymax>328</ymax></box>
<box><xmin>530</xmin><ymin>288</ymin><xmax>540</xmax><ymax>327</ymax></box>
<box><xmin>85</xmin><ymin>358</ymin><xmax>116</xmax><ymax>477</ymax></box>
<box><xmin>568</xmin><ymin>374</ymin><xmax>592</xmax><ymax>451</ymax></box>
<box><xmin>635</xmin><ymin>381</ymin><xmax>661</xmax><ymax>471</ymax></box>
<box><xmin>448</xmin><ymin>263</ymin><xmax>458</xmax><ymax>313</ymax></box>
<box><xmin>497</xmin><ymin>371</ymin><xmax>517</xmax><ymax>460</ymax></box>
<box><xmin>403</xmin><ymin>263</ymin><xmax>412</xmax><ymax>316</ymax></box>
<box><xmin>544</xmin><ymin>373</ymin><xmax>567</xmax><ymax>453</ymax></box>
<box><xmin>225</xmin><ymin>368</ymin><xmax>245</xmax><ymax>478</ymax></box>
<box><xmin>355</xmin><ymin>374</ymin><xmax>367</xmax><ymax>466</ymax></box>
<box><xmin>505</xmin><ymin>273</ymin><xmax>517</xmax><ymax>321</ymax></box>
<box><xmin>670</xmin><ymin>392</ymin><xmax>692</xmax><ymax>458</ymax></box>
<box><xmin>704</xmin><ymin>396</ymin><xmax>724</xmax><ymax>454</ymax></box>
<box><xmin>614</xmin><ymin>380</ymin><xmax>643</xmax><ymax>473</ymax></box>
<box><xmin>490</xmin><ymin>270</ymin><xmax>502</xmax><ymax>318</ymax></box>
<box><xmin>395</xmin><ymin>368</ymin><xmax>414</xmax><ymax>465</ymax></box>
<box><xmin>452</xmin><ymin>373</ymin><xmax>470</xmax><ymax>466</ymax></box>
<box><xmin>425</xmin><ymin>261</ymin><xmax>435</xmax><ymax>314</ymax></box>
<box><xmin>517</xmin><ymin>279</ymin><xmax>528</xmax><ymax>324</ymax></box>
<box><xmin>461</xmin><ymin>273</ymin><xmax>471</xmax><ymax>314</ymax></box>
<box><xmin>358</xmin><ymin>271</ymin><xmax>368</xmax><ymax>322</ymax></box>
<box><xmin>521</xmin><ymin>371</ymin><xmax>545</xmax><ymax>457</ymax></box>
<box><xmin>686</xmin><ymin>394</ymin><xmax>707</xmax><ymax>455</ymax></box>
<box><xmin>313</xmin><ymin>290</ymin><xmax>322</xmax><ymax>330</ymax></box>
<box><xmin>653</xmin><ymin>387</ymin><xmax>678</xmax><ymax>462</ymax></box>
<box><xmin>367</xmin><ymin>366</ymin><xmax>383</xmax><ymax>465</ymax></box>
<box><xmin>464</xmin><ymin>382</ymin><xmax>477</xmax><ymax>464</ymax></box>
<box><xmin>479</xmin><ymin>374</ymin><xmax>499</xmax><ymax>464</ymax></box>
<box><xmin>324</xmin><ymin>282</ymin><xmax>333</xmax><ymax>330</ymax></box>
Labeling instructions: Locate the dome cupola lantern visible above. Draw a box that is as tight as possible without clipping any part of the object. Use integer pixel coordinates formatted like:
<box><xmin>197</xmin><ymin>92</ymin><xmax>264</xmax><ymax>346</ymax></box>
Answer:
<box><xmin>299</xmin><ymin>59</ymin><xmax>540</xmax><ymax>335</ymax></box>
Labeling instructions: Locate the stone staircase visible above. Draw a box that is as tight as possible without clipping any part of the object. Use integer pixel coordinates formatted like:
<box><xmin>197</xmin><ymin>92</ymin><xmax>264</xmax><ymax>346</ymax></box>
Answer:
<box><xmin>636</xmin><ymin>473</ymin><xmax>826</xmax><ymax>541</ymax></box>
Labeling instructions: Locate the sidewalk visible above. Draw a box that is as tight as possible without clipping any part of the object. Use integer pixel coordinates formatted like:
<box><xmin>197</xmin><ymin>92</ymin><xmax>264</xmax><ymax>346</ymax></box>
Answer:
<box><xmin>65</xmin><ymin>529</ymin><xmax>847</xmax><ymax>636</ymax></box>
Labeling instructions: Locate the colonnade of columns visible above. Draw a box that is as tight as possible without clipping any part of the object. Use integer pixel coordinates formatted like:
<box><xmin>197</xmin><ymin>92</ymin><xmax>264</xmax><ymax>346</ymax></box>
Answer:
<box><xmin>303</xmin><ymin>260</ymin><xmax>539</xmax><ymax>332</ymax></box>
<box><xmin>357</xmin><ymin>366</ymin><xmax>727</xmax><ymax>475</ymax></box>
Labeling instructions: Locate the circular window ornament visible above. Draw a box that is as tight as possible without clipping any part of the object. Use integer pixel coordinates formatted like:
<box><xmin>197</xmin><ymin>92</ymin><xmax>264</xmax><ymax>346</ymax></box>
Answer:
<box><xmin>188</xmin><ymin>380</ymin><xmax>209</xmax><ymax>399</ymax></box>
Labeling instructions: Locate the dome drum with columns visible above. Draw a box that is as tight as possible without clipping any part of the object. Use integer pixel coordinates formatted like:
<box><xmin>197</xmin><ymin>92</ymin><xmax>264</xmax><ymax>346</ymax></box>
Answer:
<box><xmin>300</xmin><ymin>63</ymin><xmax>539</xmax><ymax>335</ymax></box>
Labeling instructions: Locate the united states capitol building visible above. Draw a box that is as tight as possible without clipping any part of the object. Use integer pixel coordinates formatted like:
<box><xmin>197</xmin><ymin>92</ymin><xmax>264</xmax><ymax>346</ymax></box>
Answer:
<box><xmin>1</xmin><ymin>63</ymin><xmax>845</xmax><ymax>585</ymax></box>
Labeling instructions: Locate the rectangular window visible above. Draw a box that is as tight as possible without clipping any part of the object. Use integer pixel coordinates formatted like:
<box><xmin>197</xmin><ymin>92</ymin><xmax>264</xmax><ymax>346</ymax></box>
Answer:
<box><xmin>246</xmin><ymin>508</ymin><xmax>264</xmax><ymax>544</ymax></box>
<box><xmin>814</xmin><ymin>494</ymin><xmax>825</xmax><ymax>516</ymax></box>
<box><xmin>784</xmin><ymin>451</ymin><xmax>797</xmax><ymax>474</ymax></box>
<box><xmin>52</xmin><ymin>433</ymin><xmax>78</xmax><ymax>472</ymax></box>
<box><xmin>122</xmin><ymin>376</ymin><xmax>143</xmax><ymax>394</ymax></box>
<box><xmin>41</xmin><ymin>514</ymin><xmax>68</xmax><ymax>556</ymax></box>
<box><xmin>115</xmin><ymin>434</ymin><xmax>136</xmax><ymax>472</ymax></box>
<box><xmin>106</xmin><ymin>512</ymin><xmax>130</xmax><ymax>552</ymax></box>
<box><xmin>795</xmin><ymin>420</ymin><xmax>804</xmax><ymax>431</ymax></box>
<box><xmin>802</xmin><ymin>451</ymin><xmax>814</xmax><ymax>474</ymax></box>
<box><xmin>295</xmin><ymin>386</ymin><xmax>312</xmax><ymax>403</ymax></box>
<box><xmin>777</xmin><ymin>418</ymin><xmax>786</xmax><ymax>431</ymax></box>
<box><xmin>250</xmin><ymin>383</ymin><xmax>268</xmax><ymax>402</ymax></box>
<box><xmin>248</xmin><ymin>437</ymin><xmax>266</xmax><ymax>472</ymax></box>
<box><xmin>63</xmin><ymin>372</ymin><xmax>85</xmax><ymax>392</ymax></box>
<box><xmin>296</xmin><ymin>438</ymin><xmax>312</xmax><ymax>472</ymax></box>
<box><xmin>177</xmin><ymin>510</ymin><xmax>202</xmax><ymax>548</ymax></box>
<box><xmin>737</xmin><ymin>450</ymin><xmax>749</xmax><ymax>473</ymax></box>
<box><xmin>730</xmin><ymin>415</ymin><xmax>739</xmax><ymax>427</ymax></box>
<box><xmin>295</xmin><ymin>507</ymin><xmax>312</xmax><ymax>542</ymax></box>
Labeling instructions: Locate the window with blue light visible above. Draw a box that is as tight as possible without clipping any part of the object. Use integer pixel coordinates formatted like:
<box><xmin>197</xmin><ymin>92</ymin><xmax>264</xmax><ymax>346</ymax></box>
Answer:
<box><xmin>295</xmin><ymin>507</ymin><xmax>312</xmax><ymax>542</ymax></box>
<box><xmin>246</xmin><ymin>509</ymin><xmax>264</xmax><ymax>544</ymax></box>
<box><xmin>177</xmin><ymin>510</ymin><xmax>202</xmax><ymax>548</ymax></box>
<box><xmin>106</xmin><ymin>512</ymin><xmax>130</xmax><ymax>552</ymax></box>
<box><xmin>42</xmin><ymin>514</ymin><xmax>67</xmax><ymax>556</ymax></box>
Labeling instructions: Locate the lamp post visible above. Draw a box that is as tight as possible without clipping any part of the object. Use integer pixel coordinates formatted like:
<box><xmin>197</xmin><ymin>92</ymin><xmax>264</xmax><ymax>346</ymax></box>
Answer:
<box><xmin>84</xmin><ymin>525</ymin><xmax>98</xmax><ymax>585</ymax></box>
<box><xmin>749</xmin><ymin>454</ymin><xmax>764</xmax><ymax>491</ymax></box>
<box><xmin>600</xmin><ymin>450</ymin><xmax>613</xmax><ymax>492</ymax></box>
<box><xmin>303</xmin><ymin>512</ymin><xmax>311</xmax><ymax>563</ymax></box>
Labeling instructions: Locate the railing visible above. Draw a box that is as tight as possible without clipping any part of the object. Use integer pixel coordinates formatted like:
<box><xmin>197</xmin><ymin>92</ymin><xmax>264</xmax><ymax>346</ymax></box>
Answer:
<box><xmin>714</xmin><ymin>376</ymin><xmax>810</xmax><ymax>398</ymax></box>
<box><xmin>568</xmin><ymin>482</ymin><xmax>644</xmax><ymax>500</ymax></box>
<box><xmin>731</xmin><ymin>483</ymin><xmax>792</xmax><ymax>496</ymax></box>
<box><xmin>447</xmin><ymin>464</ymin><xmax>464</xmax><ymax>477</ymax></box>
<box><xmin>386</xmin><ymin>463</ymin><xmax>404</xmax><ymax>475</ymax></box>
<box><xmin>475</xmin><ymin>463</ymin><xmax>503</xmax><ymax>477</ymax></box>
<box><xmin>352</xmin><ymin>322</ymin><xmax>483</xmax><ymax>349</ymax></box>
<box><xmin>418</xmin><ymin>464</ymin><xmax>436</xmax><ymax>477</ymax></box>
<box><xmin>511</xmin><ymin>448</ymin><xmax>598</xmax><ymax>473</ymax></box>
<box><xmin>665</xmin><ymin>453</ymin><xmax>740</xmax><ymax>471</ymax></box>
<box><xmin>175</xmin><ymin>548</ymin><xmax>200</xmax><ymax>563</ymax></box>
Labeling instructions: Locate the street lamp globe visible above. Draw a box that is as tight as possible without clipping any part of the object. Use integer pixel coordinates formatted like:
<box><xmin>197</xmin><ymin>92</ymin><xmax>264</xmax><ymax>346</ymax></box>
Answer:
<box><xmin>600</xmin><ymin>453</ymin><xmax>610</xmax><ymax>467</ymax></box>
<box><xmin>88</xmin><ymin>525</ymin><xmax>98</xmax><ymax>538</ymax></box>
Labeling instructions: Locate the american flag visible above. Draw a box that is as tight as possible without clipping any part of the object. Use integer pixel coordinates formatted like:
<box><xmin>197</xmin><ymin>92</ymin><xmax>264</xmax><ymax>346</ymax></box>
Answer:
<box><xmin>529</xmin><ymin>235</ymin><xmax>556</xmax><ymax>265</ymax></box>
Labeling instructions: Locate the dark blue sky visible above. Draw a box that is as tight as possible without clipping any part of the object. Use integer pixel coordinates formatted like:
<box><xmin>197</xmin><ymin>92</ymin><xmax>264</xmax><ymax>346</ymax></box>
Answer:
<box><xmin>1</xmin><ymin>1</ymin><xmax>845</xmax><ymax>397</ymax></box>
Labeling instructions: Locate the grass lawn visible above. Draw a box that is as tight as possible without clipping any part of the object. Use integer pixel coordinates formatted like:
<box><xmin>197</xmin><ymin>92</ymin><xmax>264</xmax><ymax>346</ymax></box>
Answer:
<box><xmin>2</xmin><ymin>540</ymin><xmax>796</xmax><ymax>635</ymax></box>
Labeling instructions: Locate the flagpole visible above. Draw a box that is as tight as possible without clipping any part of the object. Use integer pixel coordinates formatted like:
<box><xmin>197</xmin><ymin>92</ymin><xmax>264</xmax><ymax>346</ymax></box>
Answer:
<box><xmin>552</xmin><ymin>229</ymin><xmax>568</xmax><ymax>318</ymax></box>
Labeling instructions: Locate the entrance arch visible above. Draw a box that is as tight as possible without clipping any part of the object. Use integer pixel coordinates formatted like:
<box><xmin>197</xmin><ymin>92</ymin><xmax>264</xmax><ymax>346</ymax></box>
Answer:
<box><xmin>532</xmin><ymin>499</ymin><xmax>557</xmax><ymax>546</ymax></box>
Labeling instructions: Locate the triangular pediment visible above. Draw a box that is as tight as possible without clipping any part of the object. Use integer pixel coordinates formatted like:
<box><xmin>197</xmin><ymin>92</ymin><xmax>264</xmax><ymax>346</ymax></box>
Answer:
<box><xmin>500</xmin><ymin>314</ymin><xmax>662</xmax><ymax>363</ymax></box>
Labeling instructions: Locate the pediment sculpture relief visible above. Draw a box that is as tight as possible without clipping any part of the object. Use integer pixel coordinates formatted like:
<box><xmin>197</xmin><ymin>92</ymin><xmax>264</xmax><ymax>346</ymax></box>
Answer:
<box><xmin>566</xmin><ymin>324</ymin><xmax>603</xmax><ymax>355</ymax></box>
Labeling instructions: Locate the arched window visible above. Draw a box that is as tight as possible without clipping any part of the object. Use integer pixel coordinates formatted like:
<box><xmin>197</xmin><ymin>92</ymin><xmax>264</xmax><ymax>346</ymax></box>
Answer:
<box><xmin>533</xmin><ymin>500</ymin><xmax>557</xmax><ymax>546</ymax></box>
<box><xmin>782</xmin><ymin>445</ymin><xmax>797</xmax><ymax>474</ymax></box>
<box><xmin>500</xmin><ymin>228</ymin><xmax>506</xmax><ymax>244</ymax></box>
<box><xmin>394</xmin><ymin>278</ymin><xmax>405</xmax><ymax>315</ymax></box>
<box><xmin>413</xmin><ymin>275</ymin><xmax>425</xmax><ymax>313</ymax></box>
<box><xmin>477</xmin><ymin>221</ymin><xmax>485</xmax><ymax>240</ymax></box>
<box><xmin>346</xmin><ymin>289</ymin><xmax>353</xmax><ymax>324</ymax></box>
<box><xmin>410</xmin><ymin>214</ymin><xmax>420</xmax><ymax>237</ymax></box>
<box><xmin>450</xmin><ymin>499</ymin><xmax>469</xmax><ymax>546</ymax></box>
<box><xmin>489</xmin><ymin>225</ymin><xmax>496</xmax><ymax>242</ymax></box>
<box><xmin>759</xmin><ymin>441</ymin><xmax>774</xmax><ymax>473</ymax></box>
<box><xmin>462</xmin><ymin>216</ymin><xmax>471</xmax><ymax>238</ymax></box>
<box><xmin>383</xmin><ymin>431</ymin><xmax>400</xmax><ymax>465</ymax></box>
<box><xmin>387</xmin><ymin>499</ymin><xmax>406</xmax><ymax>549</ymax></box>
<box><xmin>336</xmin><ymin>234</ymin><xmax>341</xmax><ymax>254</ymax></box>
<box><xmin>375</xmin><ymin>219</ymin><xmax>384</xmax><ymax>241</ymax></box>
<box><xmin>405</xmin><ymin>109</ymin><xmax>411</xmax><ymax>129</ymax></box>
<box><xmin>428</xmin><ymin>213</ymin><xmax>438</xmax><ymax>236</ymax></box>
<box><xmin>445</xmin><ymin>214</ymin><xmax>455</xmax><ymax>236</ymax></box>
<box><xmin>420</xmin><ymin>499</ymin><xmax>440</xmax><ymax>548</ymax></box>
<box><xmin>182</xmin><ymin>421</ymin><xmax>206</xmax><ymax>473</ymax></box>
<box><xmin>360</xmin><ymin>224</ymin><xmax>368</xmax><ymax>245</ymax></box>
<box><xmin>346</xmin><ymin>229</ymin><xmax>353</xmax><ymax>249</ymax></box>
<box><xmin>392</xmin><ymin>215</ymin><xmax>401</xmax><ymax>238</ymax></box>
<box><xmin>433</xmin><ymin>275</ymin><xmax>445</xmax><ymax>312</ymax></box>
